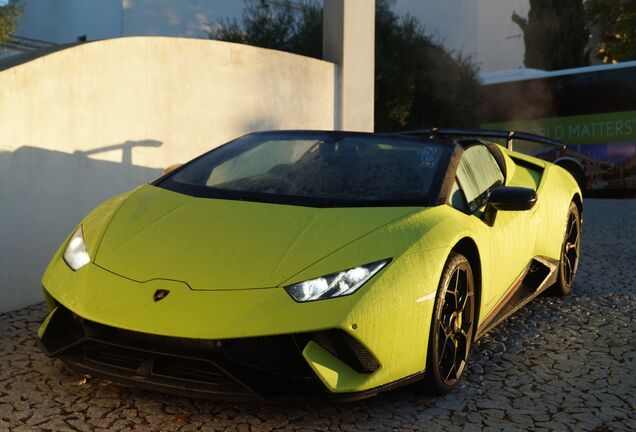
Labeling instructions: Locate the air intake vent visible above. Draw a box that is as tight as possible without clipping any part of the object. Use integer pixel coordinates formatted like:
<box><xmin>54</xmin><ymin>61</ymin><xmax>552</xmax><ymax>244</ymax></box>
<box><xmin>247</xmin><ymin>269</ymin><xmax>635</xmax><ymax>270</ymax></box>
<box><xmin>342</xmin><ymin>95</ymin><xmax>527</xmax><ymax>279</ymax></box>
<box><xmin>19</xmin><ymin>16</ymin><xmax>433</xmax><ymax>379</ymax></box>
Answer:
<box><xmin>152</xmin><ymin>357</ymin><xmax>233</xmax><ymax>385</ymax></box>
<box><xmin>84</xmin><ymin>346</ymin><xmax>146</xmax><ymax>371</ymax></box>
<box><xmin>311</xmin><ymin>329</ymin><xmax>380</xmax><ymax>373</ymax></box>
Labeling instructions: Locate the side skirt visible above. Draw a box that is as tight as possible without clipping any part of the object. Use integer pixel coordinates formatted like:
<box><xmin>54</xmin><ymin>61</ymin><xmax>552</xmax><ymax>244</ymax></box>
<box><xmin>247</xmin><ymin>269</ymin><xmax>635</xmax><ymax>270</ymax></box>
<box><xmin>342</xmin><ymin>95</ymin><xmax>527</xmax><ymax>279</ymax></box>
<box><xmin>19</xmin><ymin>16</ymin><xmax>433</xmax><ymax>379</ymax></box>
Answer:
<box><xmin>474</xmin><ymin>256</ymin><xmax>559</xmax><ymax>340</ymax></box>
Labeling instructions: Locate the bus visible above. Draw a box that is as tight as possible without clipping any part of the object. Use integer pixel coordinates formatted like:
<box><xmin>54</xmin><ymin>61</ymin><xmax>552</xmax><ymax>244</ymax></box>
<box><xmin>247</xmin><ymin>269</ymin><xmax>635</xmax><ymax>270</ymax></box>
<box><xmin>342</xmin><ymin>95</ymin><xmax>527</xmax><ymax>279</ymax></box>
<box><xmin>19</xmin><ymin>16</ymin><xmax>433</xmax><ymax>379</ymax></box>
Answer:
<box><xmin>478</xmin><ymin>61</ymin><xmax>636</xmax><ymax>195</ymax></box>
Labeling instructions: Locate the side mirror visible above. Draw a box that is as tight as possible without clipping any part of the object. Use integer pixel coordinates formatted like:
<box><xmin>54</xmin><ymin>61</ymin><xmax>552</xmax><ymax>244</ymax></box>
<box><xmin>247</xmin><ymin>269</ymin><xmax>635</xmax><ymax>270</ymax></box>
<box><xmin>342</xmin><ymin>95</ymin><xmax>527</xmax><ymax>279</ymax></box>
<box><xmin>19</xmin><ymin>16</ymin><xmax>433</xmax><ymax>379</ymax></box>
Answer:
<box><xmin>484</xmin><ymin>186</ymin><xmax>537</xmax><ymax>225</ymax></box>
<box><xmin>163</xmin><ymin>163</ymin><xmax>182</xmax><ymax>175</ymax></box>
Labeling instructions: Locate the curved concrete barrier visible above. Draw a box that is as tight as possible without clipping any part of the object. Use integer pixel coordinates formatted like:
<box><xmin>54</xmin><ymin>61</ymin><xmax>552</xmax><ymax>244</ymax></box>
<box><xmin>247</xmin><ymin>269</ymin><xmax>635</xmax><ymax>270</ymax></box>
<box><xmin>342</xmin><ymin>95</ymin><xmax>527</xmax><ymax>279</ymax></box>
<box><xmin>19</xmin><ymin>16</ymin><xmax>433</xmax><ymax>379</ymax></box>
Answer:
<box><xmin>0</xmin><ymin>37</ymin><xmax>336</xmax><ymax>312</ymax></box>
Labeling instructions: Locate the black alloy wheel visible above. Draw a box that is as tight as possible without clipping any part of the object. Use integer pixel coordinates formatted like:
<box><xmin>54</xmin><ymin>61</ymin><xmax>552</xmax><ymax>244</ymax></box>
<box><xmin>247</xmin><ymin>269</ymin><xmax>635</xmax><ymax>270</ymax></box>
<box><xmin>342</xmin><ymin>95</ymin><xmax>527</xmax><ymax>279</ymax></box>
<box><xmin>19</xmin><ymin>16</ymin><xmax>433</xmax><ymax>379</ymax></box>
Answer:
<box><xmin>549</xmin><ymin>201</ymin><xmax>581</xmax><ymax>296</ymax></box>
<box><xmin>421</xmin><ymin>252</ymin><xmax>476</xmax><ymax>395</ymax></box>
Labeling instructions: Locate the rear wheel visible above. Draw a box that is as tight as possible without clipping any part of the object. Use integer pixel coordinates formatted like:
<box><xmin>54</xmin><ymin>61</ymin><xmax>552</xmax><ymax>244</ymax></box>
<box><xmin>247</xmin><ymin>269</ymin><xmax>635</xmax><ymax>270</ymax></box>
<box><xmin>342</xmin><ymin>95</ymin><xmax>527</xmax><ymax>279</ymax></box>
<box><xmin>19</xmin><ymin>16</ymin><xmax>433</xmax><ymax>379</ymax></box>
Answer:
<box><xmin>548</xmin><ymin>201</ymin><xmax>581</xmax><ymax>296</ymax></box>
<box><xmin>420</xmin><ymin>252</ymin><xmax>475</xmax><ymax>395</ymax></box>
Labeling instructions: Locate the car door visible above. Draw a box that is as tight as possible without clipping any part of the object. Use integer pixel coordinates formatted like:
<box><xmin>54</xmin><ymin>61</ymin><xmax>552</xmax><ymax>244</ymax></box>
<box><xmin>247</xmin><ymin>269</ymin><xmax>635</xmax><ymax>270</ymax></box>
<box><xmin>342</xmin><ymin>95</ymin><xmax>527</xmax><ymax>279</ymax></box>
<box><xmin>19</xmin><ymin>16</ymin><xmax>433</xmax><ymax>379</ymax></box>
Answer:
<box><xmin>452</xmin><ymin>145</ymin><xmax>533</xmax><ymax>312</ymax></box>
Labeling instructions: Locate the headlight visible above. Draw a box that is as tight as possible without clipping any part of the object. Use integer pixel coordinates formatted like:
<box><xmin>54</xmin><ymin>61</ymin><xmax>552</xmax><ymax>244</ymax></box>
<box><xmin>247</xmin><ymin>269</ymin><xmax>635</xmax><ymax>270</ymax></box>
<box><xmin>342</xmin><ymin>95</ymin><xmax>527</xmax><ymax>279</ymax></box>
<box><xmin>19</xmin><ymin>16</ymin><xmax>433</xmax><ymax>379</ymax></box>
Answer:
<box><xmin>63</xmin><ymin>225</ymin><xmax>90</xmax><ymax>271</ymax></box>
<box><xmin>285</xmin><ymin>259</ymin><xmax>390</xmax><ymax>302</ymax></box>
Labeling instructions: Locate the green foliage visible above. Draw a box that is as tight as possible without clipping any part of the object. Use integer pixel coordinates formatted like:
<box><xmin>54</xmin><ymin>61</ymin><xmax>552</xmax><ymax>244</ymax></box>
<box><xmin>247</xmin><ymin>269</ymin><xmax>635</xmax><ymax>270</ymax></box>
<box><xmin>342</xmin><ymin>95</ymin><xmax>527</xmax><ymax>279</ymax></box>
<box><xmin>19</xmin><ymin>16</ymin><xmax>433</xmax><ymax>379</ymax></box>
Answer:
<box><xmin>374</xmin><ymin>0</ymin><xmax>480</xmax><ymax>132</ymax></box>
<box><xmin>512</xmin><ymin>0</ymin><xmax>590</xmax><ymax>70</ymax></box>
<box><xmin>0</xmin><ymin>3</ymin><xmax>22</xmax><ymax>44</ymax></box>
<box><xmin>209</xmin><ymin>0</ymin><xmax>481</xmax><ymax>132</ymax></box>
<box><xmin>208</xmin><ymin>1</ymin><xmax>322</xmax><ymax>58</ymax></box>
<box><xmin>587</xmin><ymin>0</ymin><xmax>636</xmax><ymax>63</ymax></box>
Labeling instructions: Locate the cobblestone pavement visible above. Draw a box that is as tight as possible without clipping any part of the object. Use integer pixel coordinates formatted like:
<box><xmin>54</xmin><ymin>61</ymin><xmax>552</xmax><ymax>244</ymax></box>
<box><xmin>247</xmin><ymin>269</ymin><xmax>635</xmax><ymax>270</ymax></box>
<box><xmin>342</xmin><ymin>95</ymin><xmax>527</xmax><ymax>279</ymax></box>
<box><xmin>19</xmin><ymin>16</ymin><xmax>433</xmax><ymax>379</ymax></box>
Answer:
<box><xmin>1</xmin><ymin>199</ymin><xmax>635</xmax><ymax>432</ymax></box>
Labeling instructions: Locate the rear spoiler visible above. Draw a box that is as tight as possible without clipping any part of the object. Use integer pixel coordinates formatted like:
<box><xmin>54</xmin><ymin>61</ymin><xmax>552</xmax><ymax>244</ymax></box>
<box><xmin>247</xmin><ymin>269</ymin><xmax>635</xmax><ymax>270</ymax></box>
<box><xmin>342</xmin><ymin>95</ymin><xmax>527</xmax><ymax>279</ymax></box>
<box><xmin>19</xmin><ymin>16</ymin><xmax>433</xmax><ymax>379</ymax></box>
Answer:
<box><xmin>399</xmin><ymin>128</ymin><xmax>566</xmax><ymax>151</ymax></box>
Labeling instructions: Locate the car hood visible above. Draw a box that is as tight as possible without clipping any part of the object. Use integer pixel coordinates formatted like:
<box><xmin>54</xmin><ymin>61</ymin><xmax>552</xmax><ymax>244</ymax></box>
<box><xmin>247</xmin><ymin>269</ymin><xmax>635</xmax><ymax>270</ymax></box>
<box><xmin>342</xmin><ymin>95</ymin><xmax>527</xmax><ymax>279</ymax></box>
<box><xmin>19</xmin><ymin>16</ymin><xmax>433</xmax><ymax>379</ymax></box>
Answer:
<box><xmin>93</xmin><ymin>185</ymin><xmax>421</xmax><ymax>290</ymax></box>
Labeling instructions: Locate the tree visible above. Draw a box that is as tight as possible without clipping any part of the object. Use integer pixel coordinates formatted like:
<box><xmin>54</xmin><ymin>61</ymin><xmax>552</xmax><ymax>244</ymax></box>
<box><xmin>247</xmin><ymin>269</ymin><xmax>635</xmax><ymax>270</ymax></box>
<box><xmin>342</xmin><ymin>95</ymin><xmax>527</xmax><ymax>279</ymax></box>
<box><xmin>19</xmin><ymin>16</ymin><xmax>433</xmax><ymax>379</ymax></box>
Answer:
<box><xmin>0</xmin><ymin>2</ymin><xmax>22</xmax><ymax>44</ymax></box>
<box><xmin>587</xmin><ymin>0</ymin><xmax>636</xmax><ymax>63</ymax></box>
<box><xmin>373</xmin><ymin>1</ymin><xmax>480</xmax><ymax>131</ymax></box>
<box><xmin>208</xmin><ymin>1</ymin><xmax>322</xmax><ymax>58</ymax></box>
<box><xmin>512</xmin><ymin>0</ymin><xmax>590</xmax><ymax>70</ymax></box>
<box><xmin>209</xmin><ymin>0</ymin><xmax>481</xmax><ymax>132</ymax></box>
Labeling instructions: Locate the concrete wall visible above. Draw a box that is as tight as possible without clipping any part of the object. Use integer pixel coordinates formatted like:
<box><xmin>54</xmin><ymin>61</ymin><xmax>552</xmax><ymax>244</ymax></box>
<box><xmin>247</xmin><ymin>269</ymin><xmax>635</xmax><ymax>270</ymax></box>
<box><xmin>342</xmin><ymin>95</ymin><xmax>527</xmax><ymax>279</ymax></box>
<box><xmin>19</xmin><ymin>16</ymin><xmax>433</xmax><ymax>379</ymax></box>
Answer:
<box><xmin>0</xmin><ymin>37</ymin><xmax>336</xmax><ymax>313</ymax></box>
<box><xmin>323</xmin><ymin>0</ymin><xmax>375</xmax><ymax>132</ymax></box>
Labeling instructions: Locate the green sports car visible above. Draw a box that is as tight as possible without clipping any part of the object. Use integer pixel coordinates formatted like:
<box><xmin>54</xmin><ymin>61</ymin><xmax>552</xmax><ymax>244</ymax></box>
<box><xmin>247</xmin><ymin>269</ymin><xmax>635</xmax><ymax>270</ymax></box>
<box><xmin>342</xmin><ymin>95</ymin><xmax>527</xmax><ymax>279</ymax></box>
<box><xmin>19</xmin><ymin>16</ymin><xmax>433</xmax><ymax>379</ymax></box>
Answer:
<box><xmin>37</xmin><ymin>129</ymin><xmax>582</xmax><ymax>400</ymax></box>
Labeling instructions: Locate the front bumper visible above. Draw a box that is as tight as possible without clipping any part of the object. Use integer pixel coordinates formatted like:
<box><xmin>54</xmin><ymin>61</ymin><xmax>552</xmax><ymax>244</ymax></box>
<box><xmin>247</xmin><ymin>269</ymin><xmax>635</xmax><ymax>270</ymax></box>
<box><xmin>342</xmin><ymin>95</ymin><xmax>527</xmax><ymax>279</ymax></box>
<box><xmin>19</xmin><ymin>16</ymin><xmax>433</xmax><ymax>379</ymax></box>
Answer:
<box><xmin>38</xmin><ymin>305</ymin><xmax>423</xmax><ymax>401</ymax></box>
<box><xmin>40</xmin><ymin>248</ymin><xmax>439</xmax><ymax>396</ymax></box>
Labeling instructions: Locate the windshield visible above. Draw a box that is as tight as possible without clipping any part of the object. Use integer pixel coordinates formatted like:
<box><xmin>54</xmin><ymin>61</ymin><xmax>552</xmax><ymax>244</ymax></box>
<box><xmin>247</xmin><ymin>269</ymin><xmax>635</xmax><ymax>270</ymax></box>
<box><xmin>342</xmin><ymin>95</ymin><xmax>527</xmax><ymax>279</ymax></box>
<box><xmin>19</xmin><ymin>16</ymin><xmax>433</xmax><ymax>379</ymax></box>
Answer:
<box><xmin>157</xmin><ymin>132</ymin><xmax>452</xmax><ymax>207</ymax></box>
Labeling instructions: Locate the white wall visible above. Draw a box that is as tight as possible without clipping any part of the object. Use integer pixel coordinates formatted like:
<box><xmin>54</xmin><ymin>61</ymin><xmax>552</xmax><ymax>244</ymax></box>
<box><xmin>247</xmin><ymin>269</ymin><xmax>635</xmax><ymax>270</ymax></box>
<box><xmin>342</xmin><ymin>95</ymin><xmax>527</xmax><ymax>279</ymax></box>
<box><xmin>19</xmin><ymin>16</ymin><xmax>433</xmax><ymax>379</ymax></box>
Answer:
<box><xmin>324</xmin><ymin>0</ymin><xmax>375</xmax><ymax>131</ymax></box>
<box><xmin>0</xmin><ymin>37</ymin><xmax>337</xmax><ymax>313</ymax></box>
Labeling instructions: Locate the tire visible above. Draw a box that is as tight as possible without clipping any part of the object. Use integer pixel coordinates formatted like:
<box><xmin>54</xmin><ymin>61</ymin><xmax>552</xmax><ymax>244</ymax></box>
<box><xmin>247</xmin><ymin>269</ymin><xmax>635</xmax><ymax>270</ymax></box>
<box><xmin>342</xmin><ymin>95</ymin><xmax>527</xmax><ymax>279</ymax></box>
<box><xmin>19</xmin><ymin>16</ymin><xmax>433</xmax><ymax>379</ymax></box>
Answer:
<box><xmin>419</xmin><ymin>252</ymin><xmax>476</xmax><ymax>395</ymax></box>
<box><xmin>548</xmin><ymin>201</ymin><xmax>581</xmax><ymax>296</ymax></box>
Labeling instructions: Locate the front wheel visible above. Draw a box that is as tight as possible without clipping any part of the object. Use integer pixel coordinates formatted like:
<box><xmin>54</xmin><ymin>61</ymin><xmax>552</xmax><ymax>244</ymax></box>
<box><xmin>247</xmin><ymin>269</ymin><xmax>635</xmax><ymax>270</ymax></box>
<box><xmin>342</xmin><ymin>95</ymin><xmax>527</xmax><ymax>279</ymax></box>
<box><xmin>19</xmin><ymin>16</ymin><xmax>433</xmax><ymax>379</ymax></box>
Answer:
<box><xmin>420</xmin><ymin>252</ymin><xmax>476</xmax><ymax>395</ymax></box>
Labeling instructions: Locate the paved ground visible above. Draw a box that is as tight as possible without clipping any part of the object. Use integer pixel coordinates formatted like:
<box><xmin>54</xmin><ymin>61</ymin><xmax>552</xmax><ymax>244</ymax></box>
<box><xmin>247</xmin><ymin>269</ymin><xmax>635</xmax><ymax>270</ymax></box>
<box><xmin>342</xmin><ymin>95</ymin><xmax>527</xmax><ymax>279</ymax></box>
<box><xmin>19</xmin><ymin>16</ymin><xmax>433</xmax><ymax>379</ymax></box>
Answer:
<box><xmin>1</xmin><ymin>199</ymin><xmax>634</xmax><ymax>432</ymax></box>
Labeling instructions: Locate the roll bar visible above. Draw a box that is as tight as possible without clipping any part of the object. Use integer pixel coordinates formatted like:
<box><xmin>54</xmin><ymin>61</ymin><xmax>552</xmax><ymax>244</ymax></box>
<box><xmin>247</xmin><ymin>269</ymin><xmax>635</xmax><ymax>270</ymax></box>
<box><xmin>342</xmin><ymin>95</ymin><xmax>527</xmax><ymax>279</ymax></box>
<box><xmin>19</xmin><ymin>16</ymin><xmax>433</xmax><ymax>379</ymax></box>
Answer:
<box><xmin>399</xmin><ymin>128</ymin><xmax>566</xmax><ymax>151</ymax></box>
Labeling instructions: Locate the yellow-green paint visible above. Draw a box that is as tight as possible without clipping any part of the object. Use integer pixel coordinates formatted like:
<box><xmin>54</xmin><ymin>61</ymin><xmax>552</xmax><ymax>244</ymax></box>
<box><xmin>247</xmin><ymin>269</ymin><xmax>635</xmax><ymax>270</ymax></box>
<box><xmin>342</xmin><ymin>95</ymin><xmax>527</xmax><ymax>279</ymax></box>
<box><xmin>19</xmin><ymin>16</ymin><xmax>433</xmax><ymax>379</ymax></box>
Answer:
<box><xmin>37</xmin><ymin>306</ymin><xmax>57</xmax><ymax>339</ymax></box>
<box><xmin>93</xmin><ymin>185</ymin><xmax>422</xmax><ymax>290</ymax></box>
<box><xmin>508</xmin><ymin>162</ymin><xmax>541</xmax><ymax>190</ymax></box>
<box><xmin>39</xmin><ymin>145</ymin><xmax>580</xmax><ymax>394</ymax></box>
<box><xmin>303</xmin><ymin>341</ymin><xmax>373</xmax><ymax>391</ymax></box>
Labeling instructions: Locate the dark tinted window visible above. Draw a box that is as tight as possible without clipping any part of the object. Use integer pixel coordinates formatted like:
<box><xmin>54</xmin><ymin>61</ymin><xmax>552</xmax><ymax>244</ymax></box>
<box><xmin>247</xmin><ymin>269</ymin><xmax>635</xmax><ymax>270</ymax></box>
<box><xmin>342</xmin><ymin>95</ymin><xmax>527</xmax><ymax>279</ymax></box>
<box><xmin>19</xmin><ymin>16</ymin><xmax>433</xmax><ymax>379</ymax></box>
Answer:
<box><xmin>157</xmin><ymin>132</ymin><xmax>452</xmax><ymax>207</ymax></box>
